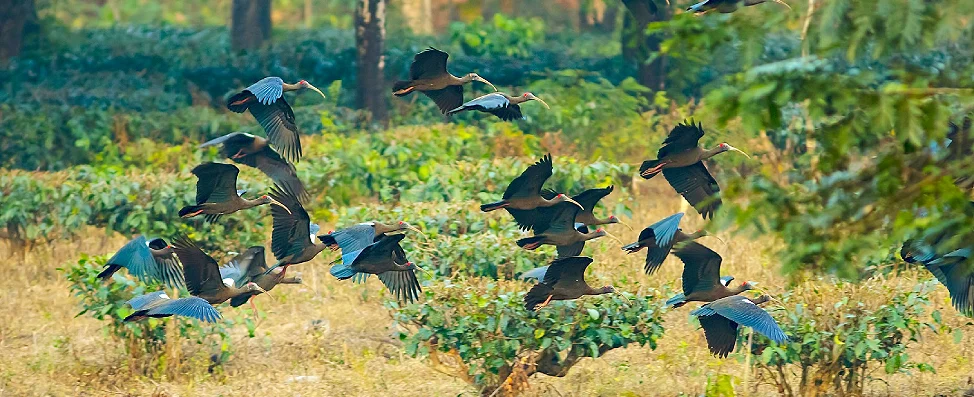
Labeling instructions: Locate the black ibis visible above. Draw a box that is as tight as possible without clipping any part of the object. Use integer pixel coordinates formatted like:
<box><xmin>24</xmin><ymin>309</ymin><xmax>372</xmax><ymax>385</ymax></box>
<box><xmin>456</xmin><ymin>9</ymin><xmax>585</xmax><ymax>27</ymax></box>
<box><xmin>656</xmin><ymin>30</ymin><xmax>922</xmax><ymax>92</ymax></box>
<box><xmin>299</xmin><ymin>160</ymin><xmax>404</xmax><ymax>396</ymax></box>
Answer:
<box><xmin>481</xmin><ymin>154</ymin><xmax>582</xmax><ymax>212</ymax></box>
<box><xmin>263</xmin><ymin>185</ymin><xmax>328</xmax><ymax>275</ymax></box>
<box><xmin>691</xmin><ymin>295</ymin><xmax>788</xmax><ymax>358</ymax></box>
<box><xmin>392</xmin><ymin>47</ymin><xmax>497</xmax><ymax>114</ymax></box>
<box><xmin>227</xmin><ymin>77</ymin><xmax>325</xmax><ymax>163</ymax></box>
<box><xmin>687</xmin><ymin>0</ymin><xmax>791</xmax><ymax>14</ymax></box>
<box><xmin>199</xmin><ymin>132</ymin><xmax>308</xmax><ymax>201</ymax></box>
<box><xmin>171</xmin><ymin>235</ymin><xmax>266</xmax><ymax>305</ymax></box>
<box><xmin>664</xmin><ymin>275</ymin><xmax>736</xmax><ymax>308</ymax></box>
<box><xmin>220</xmin><ymin>246</ymin><xmax>303</xmax><ymax>309</ymax></box>
<box><xmin>318</xmin><ymin>221</ymin><xmax>423</xmax><ymax>253</ymax></box>
<box><xmin>516</xmin><ymin>201</ymin><xmax>622</xmax><ymax>258</ymax></box>
<box><xmin>639</xmin><ymin>120</ymin><xmax>750</xmax><ymax>219</ymax></box>
<box><xmin>124</xmin><ymin>291</ymin><xmax>221</xmax><ymax>323</ymax></box>
<box><xmin>178</xmin><ymin>162</ymin><xmax>289</xmax><ymax>222</ymax></box>
<box><xmin>523</xmin><ymin>256</ymin><xmax>627</xmax><ymax>311</ymax></box>
<box><xmin>97</xmin><ymin>236</ymin><xmax>185</xmax><ymax>289</ymax></box>
<box><xmin>665</xmin><ymin>241</ymin><xmax>756</xmax><ymax>308</ymax></box>
<box><xmin>508</xmin><ymin>186</ymin><xmax>630</xmax><ymax>232</ymax></box>
<box><xmin>622</xmin><ymin>212</ymin><xmax>712</xmax><ymax>275</ymax></box>
<box><xmin>329</xmin><ymin>233</ymin><xmax>423</xmax><ymax>304</ymax></box>
<box><xmin>902</xmin><ymin>237</ymin><xmax>973</xmax><ymax>317</ymax></box>
<box><xmin>445</xmin><ymin>92</ymin><xmax>549</xmax><ymax>121</ymax></box>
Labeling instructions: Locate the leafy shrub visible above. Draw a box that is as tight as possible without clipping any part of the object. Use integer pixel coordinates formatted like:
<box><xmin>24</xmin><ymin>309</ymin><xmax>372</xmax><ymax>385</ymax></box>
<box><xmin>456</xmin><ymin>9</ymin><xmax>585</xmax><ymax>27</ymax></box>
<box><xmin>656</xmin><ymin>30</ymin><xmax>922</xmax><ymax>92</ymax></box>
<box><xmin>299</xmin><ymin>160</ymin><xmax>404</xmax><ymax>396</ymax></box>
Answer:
<box><xmin>392</xmin><ymin>280</ymin><xmax>665</xmax><ymax>396</ymax></box>
<box><xmin>450</xmin><ymin>14</ymin><xmax>545</xmax><ymax>58</ymax></box>
<box><xmin>749</xmin><ymin>278</ymin><xmax>953</xmax><ymax>396</ymax></box>
<box><xmin>62</xmin><ymin>254</ymin><xmax>246</xmax><ymax>377</ymax></box>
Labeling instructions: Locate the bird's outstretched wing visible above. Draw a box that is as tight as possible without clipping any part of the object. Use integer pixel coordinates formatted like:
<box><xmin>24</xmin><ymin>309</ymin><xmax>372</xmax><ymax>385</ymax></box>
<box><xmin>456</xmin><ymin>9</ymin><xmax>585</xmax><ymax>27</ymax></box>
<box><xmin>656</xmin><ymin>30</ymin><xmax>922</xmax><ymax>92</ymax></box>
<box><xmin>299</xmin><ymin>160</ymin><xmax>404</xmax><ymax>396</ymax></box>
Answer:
<box><xmin>244</xmin><ymin>146</ymin><xmax>307</xmax><ymax>202</ymax></box>
<box><xmin>519</xmin><ymin>265</ymin><xmax>550</xmax><ymax>281</ymax></box>
<box><xmin>377</xmin><ymin>268</ymin><xmax>422</xmax><ymax>304</ymax></box>
<box><xmin>244</xmin><ymin>77</ymin><xmax>285</xmax><ymax>105</ymax></box>
<box><xmin>645</xmin><ymin>212</ymin><xmax>685</xmax><ymax>274</ymax></box>
<box><xmin>572</xmin><ymin>186</ymin><xmax>614</xmax><ymax>216</ymax></box>
<box><xmin>103</xmin><ymin>236</ymin><xmax>157</xmax><ymax>281</ymax></box>
<box><xmin>692</xmin><ymin>295</ymin><xmax>788</xmax><ymax>356</ymax></box>
<box><xmin>191</xmin><ymin>162</ymin><xmax>240</xmax><ymax>205</ymax></box>
<box><xmin>249</xmin><ymin>97</ymin><xmax>302</xmax><ymax>163</ymax></box>
<box><xmin>410</xmin><ymin>48</ymin><xmax>450</xmax><ymax>80</ymax></box>
<box><xmin>504</xmin><ymin>154</ymin><xmax>554</xmax><ymax>200</ymax></box>
<box><xmin>657</xmin><ymin>120</ymin><xmax>705</xmax><ymax>159</ymax></box>
<box><xmin>423</xmin><ymin>85</ymin><xmax>464</xmax><ymax>114</ymax></box>
<box><xmin>147</xmin><ymin>238</ymin><xmax>185</xmax><ymax>289</ymax></box>
<box><xmin>557</xmin><ymin>224</ymin><xmax>590</xmax><ymax>258</ymax></box>
<box><xmin>171</xmin><ymin>235</ymin><xmax>225</xmax><ymax>297</ymax></box>
<box><xmin>673</xmin><ymin>241</ymin><xmax>723</xmax><ymax>294</ymax></box>
<box><xmin>506</xmin><ymin>190</ymin><xmax>559</xmax><ymax>232</ymax></box>
<box><xmin>663</xmin><ymin>163</ymin><xmax>721</xmax><ymax>219</ymax></box>
<box><xmin>269</xmin><ymin>185</ymin><xmax>313</xmax><ymax>261</ymax></box>
<box><xmin>548</xmin><ymin>256</ymin><xmax>594</xmax><ymax>291</ymax></box>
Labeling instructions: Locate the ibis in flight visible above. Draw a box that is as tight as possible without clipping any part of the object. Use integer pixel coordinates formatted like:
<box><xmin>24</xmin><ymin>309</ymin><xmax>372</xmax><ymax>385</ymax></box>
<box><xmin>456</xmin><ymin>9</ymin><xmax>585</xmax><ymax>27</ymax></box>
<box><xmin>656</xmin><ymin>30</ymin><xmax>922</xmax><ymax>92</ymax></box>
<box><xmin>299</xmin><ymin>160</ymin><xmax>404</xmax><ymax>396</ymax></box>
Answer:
<box><xmin>446</xmin><ymin>92</ymin><xmax>549</xmax><ymax>121</ymax></box>
<box><xmin>516</xmin><ymin>201</ymin><xmax>622</xmax><ymax>258</ymax></box>
<box><xmin>171</xmin><ymin>235</ymin><xmax>267</xmax><ymax>306</ymax></box>
<box><xmin>199</xmin><ymin>132</ymin><xmax>308</xmax><ymax>202</ymax></box>
<box><xmin>329</xmin><ymin>233</ymin><xmax>424</xmax><ymax>304</ymax></box>
<box><xmin>227</xmin><ymin>77</ymin><xmax>325</xmax><ymax>163</ymax></box>
<box><xmin>263</xmin><ymin>185</ymin><xmax>329</xmax><ymax>275</ymax></box>
<box><xmin>523</xmin><ymin>256</ymin><xmax>628</xmax><ymax>311</ymax></box>
<box><xmin>178</xmin><ymin>162</ymin><xmax>289</xmax><ymax>222</ymax></box>
<box><xmin>639</xmin><ymin>120</ymin><xmax>750</xmax><ymax>219</ymax></box>
<box><xmin>481</xmin><ymin>154</ymin><xmax>583</xmax><ymax>213</ymax></box>
<box><xmin>97</xmin><ymin>236</ymin><xmax>185</xmax><ymax>289</ymax></box>
<box><xmin>687</xmin><ymin>0</ymin><xmax>791</xmax><ymax>14</ymax></box>
<box><xmin>509</xmin><ymin>186</ymin><xmax>630</xmax><ymax>233</ymax></box>
<box><xmin>124</xmin><ymin>291</ymin><xmax>221</xmax><ymax>323</ymax></box>
<box><xmin>665</xmin><ymin>241</ymin><xmax>756</xmax><ymax>308</ymax></box>
<box><xmin>901</xmin><ymin>224</ymin><xmax>974</xmax><ymax>317</ymax></box>
<box><xmin>622</xmin><ymin>212</ymin><xmax>713</xmax><ymax>275</ymax></box>
<box><xmin>220</xmin><ymin>246</ymin><xmax>303</xmax><ymax>309</ymax></box>
<box><xmin>393</xmin><ymin>47</ymin><xmax>497</xmax><ymax>114</ymax></box>
<box><xmin>692</xmin><ymin>294</ymin><xmax>788</xmax><ymax>358</ymax></box>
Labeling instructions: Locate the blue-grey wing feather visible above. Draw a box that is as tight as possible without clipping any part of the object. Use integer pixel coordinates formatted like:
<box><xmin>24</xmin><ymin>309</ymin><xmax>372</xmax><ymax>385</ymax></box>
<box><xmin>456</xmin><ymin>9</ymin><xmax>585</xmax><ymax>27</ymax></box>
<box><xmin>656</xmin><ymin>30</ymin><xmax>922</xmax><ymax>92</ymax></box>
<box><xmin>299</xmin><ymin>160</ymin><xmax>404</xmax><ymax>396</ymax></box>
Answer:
<box><xmin>334</xmin><ymin>224</ymin><xmax>378</xmax><ymax>253</ymax></box>
<box><xmin>153</xmin><ymin>297</ymin><xmax>222</xmax><ymax>323</ymax></box>
<box><xmin>108</xmin><ymin>236</ymin><xmax>158</xmax><ymax>281</ymax></box>
<box><xmin>694</xmin><ymin>296</ymin><xmax>788</xmax><ymax>344</ymax></box>
<box><xmin>247</xmin><ymin>77</ymin><xmax>284</xmax><ymax>105</ymax></box>
<box><xmin>520</xmin><ymin>265</ymin><xmax>549</xmax><ymax>280</ymax></box>
<box><xmin>651</xmin><ymin>212</ymin><xmax>684</xmax><ymax>247</ymax></box>
<box><xmin>128</xmin><ymin>291</ymin><xmax>169</xmax><ymax>310</ymax></box>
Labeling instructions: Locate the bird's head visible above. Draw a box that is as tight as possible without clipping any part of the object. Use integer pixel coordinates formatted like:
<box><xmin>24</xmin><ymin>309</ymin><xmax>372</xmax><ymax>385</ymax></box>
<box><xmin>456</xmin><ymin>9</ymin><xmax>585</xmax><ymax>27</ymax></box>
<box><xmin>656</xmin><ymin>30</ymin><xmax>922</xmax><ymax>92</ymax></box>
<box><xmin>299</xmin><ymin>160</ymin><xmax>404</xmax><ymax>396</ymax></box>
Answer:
<box><xmin>522</xmin><ymin>92</ymin><xmax>550</xmax><ymax>109</ymax></box>
<box><xmin>718</xmin><ymin>143</ymin><xmax>751</xmax><ymax>159</ymax></box>
<box><xmin>621</xmin><ymin>241</ymin><xmax>645</xmax><ymax>254</ymax></box>
<box><xmin>740</xmin><ymin>281</ymin><xmax>758</xmax><ymax>292</ymax></box>
<box><xmin>900</xmin><ymin>241</ymin><xmax>917</xmax><ymax>263</ymax></box>
<box><xmin>243</xmin><ymin>282</ymin><xmax>267</xmax><ymax>294</ymax></box>
<box><xmin>554</xmin><ymin>193</ymin><xmax>584</xmax><ymax>210</ymax></box>
<box><xmin>606</xmin><ymin>215</ymin><xmax>633</xmax><ymax>231</ymax></box>
<box><xmin>600</xmin><ymin>285</ymin><xmax>615</xmax><ymax>294</ymax></box>
<box><xmin>466</xmin><ymin>73</ymin><xmax>498</xmax><ymax>92</ymax></box>
<box><xmin>291</xmin><ymin>274</ymin><xmax>304</xmax><ymax>284</ymax></box>
<box><xmin>260</xmin><ymin>195</ymin><xmax>292</xmax><ymax>214</ymax></box>
<box><xmin>297</xmin><ymin>79</ymin><xmax>327</xmax><ymax>100</ymax></box>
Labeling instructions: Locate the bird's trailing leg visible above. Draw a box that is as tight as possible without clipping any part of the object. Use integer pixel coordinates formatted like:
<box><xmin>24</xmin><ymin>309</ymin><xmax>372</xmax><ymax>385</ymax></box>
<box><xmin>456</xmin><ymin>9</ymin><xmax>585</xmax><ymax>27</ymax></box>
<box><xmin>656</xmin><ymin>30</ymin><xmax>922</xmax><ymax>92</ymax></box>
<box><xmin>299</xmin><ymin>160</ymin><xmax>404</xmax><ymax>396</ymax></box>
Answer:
<box><xmin>535</xmin><ymin>295</ymin><xmax>554</xmax><ymax>311</ymax></box>
<box><xmin>232</xmin><ymin>149</ymin><xmax>247</xmax><ymax>159</ymax></box>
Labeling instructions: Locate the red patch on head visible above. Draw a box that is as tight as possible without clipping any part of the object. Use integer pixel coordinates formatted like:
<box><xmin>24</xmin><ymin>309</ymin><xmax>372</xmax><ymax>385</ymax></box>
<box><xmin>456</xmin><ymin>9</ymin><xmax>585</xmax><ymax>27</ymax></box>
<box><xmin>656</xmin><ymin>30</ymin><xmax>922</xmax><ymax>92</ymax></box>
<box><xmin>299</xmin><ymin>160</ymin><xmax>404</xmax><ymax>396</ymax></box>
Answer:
<box><xmin>597</xmin><ymin>228</ymin><xmax>604</xmax><ymax>232</ymax></box>
<box><xmin>299</xmin><ymin>80</ymin><xmax>307</xmax><ymax>85</ymax></box>
<box><xmin>399</xmin><ymin>221</ymin><xmax>405</xmax><ymax>225</ymax></box>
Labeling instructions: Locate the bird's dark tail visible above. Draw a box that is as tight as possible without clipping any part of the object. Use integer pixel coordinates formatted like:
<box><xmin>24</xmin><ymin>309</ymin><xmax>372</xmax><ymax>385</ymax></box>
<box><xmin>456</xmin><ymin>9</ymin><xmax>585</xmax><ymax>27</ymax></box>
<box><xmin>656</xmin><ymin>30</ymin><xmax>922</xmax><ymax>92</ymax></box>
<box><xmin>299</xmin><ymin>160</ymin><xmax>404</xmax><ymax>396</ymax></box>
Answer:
<box><xmin>392</xmin><ymin>80</ymin><xmax>415</xmax><ymax>96</ymax></box>
<box><xmin>330</xmin><ymin>262</ymin><xmax>356</xmax><ymax>280</ymax></box>
<box><xmin>318</xmin><ymin>234</ymin><xmax>337</xmax><ymax>247</ymax></box>
<box><xmin>480</xmin><ymin>200</ymin><xmax>509</xmax><ymax>212</ymax></box>
<box><xmin>123</xmin><ymin>311</ymin><xmax>148</xmax><ymax>322</ymax></box>
<box><xmin>229</xmin><ymin>294</ymin><xmax>251</xmax><ymax>308</ymax></box>
<box><xmin>97</xmin><ymin>264</ymin><xmax>122</xmax><ymax>279</ymax></box>
<box><xmin>523</xmin><ymin>284</ymin><xmax>554</xmax><ymax>311</ymax></box>
<box><xmin>178</xmin><ymin>205</ymin><xmax>203</xmax><ymax>218</ymax></box>
<box><xmin>516</xmin><ymin>235</ymin><xmax>546</xmax><ymax>250</ymax></box>
<box><xmin>664</xmin><ymin>293</ymin><xmax>687</xmax><ymax>308</ymax></box>
<box><xmin>226</xmin><ymin>91</ymin><xmax>253</xmax><ymax>113</ymax></box>
<box><xmin>639</xmin><ymin>159</ymin><xmax>663</xmax><ymax>180</ymax></box>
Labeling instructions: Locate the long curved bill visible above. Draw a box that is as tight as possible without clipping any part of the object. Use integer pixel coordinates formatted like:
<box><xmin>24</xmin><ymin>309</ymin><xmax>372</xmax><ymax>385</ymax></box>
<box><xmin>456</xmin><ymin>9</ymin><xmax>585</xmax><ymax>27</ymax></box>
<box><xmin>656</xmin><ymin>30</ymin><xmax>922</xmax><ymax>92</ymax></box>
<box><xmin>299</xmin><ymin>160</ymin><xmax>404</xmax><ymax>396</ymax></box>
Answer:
<box><xmin>615</xmin><ymin>291</ymin><xmax>632</xmax><ymax>306</ymax></box>
<box><xmin>602</xmin><ymin>230</ymin><xmax>625</xmax><ymax>244</ymax></box>
<box><xmin>412</xmin><ymin>263</ymin><xmax>433</xmax><ymax>277</ymax></box>
<box><xmin>406</xmin><ymin>225</ymin><xmax>430</xmax><ymax>241</ymax></box>
<box><xmin>708</xmin><ymin>234</ymin><xmax>727</xmax><ymax>245</ymax></box>
<box><xmin>773</xmin><ymin>0</ymin><xmax>792</xmax><ymax>10</ymax></box>
<box><xmin>616</xmin><ymin>219</ymin><xmax>634</xmax><ymax>231</ymax></box>
<box><xmin>728</xmin><ymin>145</ymin><xmax>751</xmax><ymax>159</ymax></box>
<box><xmin>535</xmin><ymin>97</ymin><xmax>551</xmax><ymax>109</ymax></box>
<box><xmin>566</xmin><ymin>197</ymin><xmax>585</xmax><ymax>210</ymax></box>
<box><xmin>474</xmin><ymin>76</ymin><xmax>498</xmax><ymax>92</ymax></box>
<box><xmin>269</xmin><ymin>198</ymin><xmax>292</xmax><ymax>214</ymax></box>
<box><xmin>307</xmin><ymin>83</ymin><xmax>327</xmax><ymax>100</ymax></box>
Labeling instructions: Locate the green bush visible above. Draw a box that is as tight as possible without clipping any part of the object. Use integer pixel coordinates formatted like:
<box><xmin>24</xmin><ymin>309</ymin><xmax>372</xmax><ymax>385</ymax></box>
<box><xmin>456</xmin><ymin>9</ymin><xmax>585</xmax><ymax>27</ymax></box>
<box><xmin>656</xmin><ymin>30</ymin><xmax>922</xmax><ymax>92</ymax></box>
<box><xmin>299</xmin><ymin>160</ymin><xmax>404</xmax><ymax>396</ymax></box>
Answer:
<box><xmin>391</xmin><ymin>280</ymin><xmax>665</xmax><ymax>396</ymax></box>
<box><xmin>450</xmin><ymin>14</ymin><xmax>545</xmax><ymax>58</ymax></box>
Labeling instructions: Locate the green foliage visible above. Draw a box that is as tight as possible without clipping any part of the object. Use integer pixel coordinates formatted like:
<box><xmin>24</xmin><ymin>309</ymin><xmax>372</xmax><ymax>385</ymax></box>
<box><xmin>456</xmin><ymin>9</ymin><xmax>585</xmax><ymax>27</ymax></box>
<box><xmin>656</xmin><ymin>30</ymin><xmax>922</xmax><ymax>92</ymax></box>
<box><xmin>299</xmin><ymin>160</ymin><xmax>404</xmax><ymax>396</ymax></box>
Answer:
<box><xmin>750</xmin><ymin>280</ymin><xmax>950</xmax><ymax>396</ymax></box>
<box><xmin>392</xmin><ymin>281</ymin><xmax>665</xmax><ymax>391</ymax></box>
<box><xmin>450</xmin><ymin>14</ymin><xmax>545</xmax><ymax>58</ymax></box>
<box><xmin>61</xmin><ymin>254</ymin><xmax>240</xmax><ymax>375</ymax></box>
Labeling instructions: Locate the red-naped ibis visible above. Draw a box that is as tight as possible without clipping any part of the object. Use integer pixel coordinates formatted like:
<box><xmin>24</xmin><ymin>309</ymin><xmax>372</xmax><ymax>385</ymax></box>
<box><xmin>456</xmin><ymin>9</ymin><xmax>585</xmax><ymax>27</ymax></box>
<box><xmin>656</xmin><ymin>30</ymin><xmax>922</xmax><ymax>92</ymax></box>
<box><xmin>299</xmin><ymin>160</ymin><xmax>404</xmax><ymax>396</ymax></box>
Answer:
<box><xmin>220</xmin><ymin>246</ymin><xmax>303</xmax><ymax>309</ymax></box>
<box><xmin>262</xmin><ymin>184</ymin><xmax>328</xmax><ymax>276</ymax></box>
<box><xmin>621</xmin><ymin>212</ymin><xmax>712</xmax><ymax>275</ymax></box>
<box><xmin>902</xmin><ymin>234</ymin><xmax>973</xmax><ymax>317</ymax></box>
<box><xmin>124</xmin><ymin>291</ymin><xmax>221</xmax><ymax>323</ymax></box>
<box><xmin>199</xmin><ymin>132</ymin><xmax>308</xmax><ymax>201</ymax></box>
<box><xmin>330</xmin><ymin>233</ymin><xmax>423</xmax><ymax>304</ymax></box>
<box><xmin>481</xmin><ymin>154</ymin><xmax>583</xmax><ymax>212</ymax></box>
<box><xmin>227</xmin><ymin>77</ymin><xmax>325</xmax><ymax>163</ymax></box>
<box><xmin>509</xmin><ymin>186</ymin><xmax>630</xmax><ymax>232</ymax></box>
<box><xmin>97</xmin><ymin>236</ymin><xmax>185</xmax><ymax>289</ymax></box>
<box><xmin>665</xmin><ymin>241</ymin><xmax>756</xmax><ymax>308</ymax></box>
<box><xmin>523</xmin><ymin>256</ymin><xmax>628</xmax><ymax>311</ymax></box>
<box><xmin>393</xmin><ymin>47</ymin><xmax>497</xmax><ymax>114</ymax></box>
<box><xmin>318</xmin><ymin>221</ymin><xmax>423</xmax><ymax>253</ymax></box>
<box><xmin>179</xmin><ymin>162</ymin><xmax>289</xmax><ymax>222</ymax></box>
<box><xmin>639</xmin><ymin>120</ymin><xmax>750</xmax><ymax>219</ymax></box>
<box><xmin>687</xmin><ymin>0</ymin><xmax>791</xmax><ymax>14</ymax></box>
<box><xmin>445</xmin><ymin>92</ymin><xmax>549</xmax><ymax>121</ymax></box>
<box><xmin>691</xmin><ymin>295</ymin><xmax>788</xmax><ymax>358</ymax></box>
<box><xmin>516</xmin><ymin>202</ymin><xmax>623</xmax><ymax>258</ymax></box>
<box><xmin>171</xmin><ymin>235</ymin><xmax>266</xmax><ymax>305</ymax></box>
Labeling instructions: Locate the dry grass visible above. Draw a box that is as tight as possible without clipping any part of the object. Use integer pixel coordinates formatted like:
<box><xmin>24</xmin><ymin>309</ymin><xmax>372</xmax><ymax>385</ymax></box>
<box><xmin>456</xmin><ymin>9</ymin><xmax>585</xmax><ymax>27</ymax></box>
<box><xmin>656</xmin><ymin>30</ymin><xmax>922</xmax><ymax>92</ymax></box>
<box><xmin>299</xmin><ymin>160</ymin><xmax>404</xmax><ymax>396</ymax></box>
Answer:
<box><xmin>1</xmin><ymin>178</ymin><xmax>972</xmax><ymax>397</ymax></box>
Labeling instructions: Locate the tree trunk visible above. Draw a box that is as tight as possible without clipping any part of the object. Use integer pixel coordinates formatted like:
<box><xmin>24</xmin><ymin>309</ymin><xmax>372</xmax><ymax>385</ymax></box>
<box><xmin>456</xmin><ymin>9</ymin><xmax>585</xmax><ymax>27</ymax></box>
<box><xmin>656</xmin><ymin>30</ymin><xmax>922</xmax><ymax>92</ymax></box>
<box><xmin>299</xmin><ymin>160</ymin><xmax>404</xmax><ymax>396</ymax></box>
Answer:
<box><xmin>355</xmin><ymin>0</ymin><xmax>388</xmax><ymax>125</ymax></box>
<box><xmin>402</xmin><ymin>0</ymin><xmax>433</xmax><ymax>35</ymax></box>
<box><xmin>0</xmin><ymin>0</ymin><xmax>36</xmax><ymax>64</ymax></box>
<box><xmin>231</xmin><ymin>0</ymin><xmax>271</xmax><ymax>51</ymax></box>
<box><xmin>621</xmin><ymin>0</ymin><xmax>668</xmax><ymax>93</ymax></box>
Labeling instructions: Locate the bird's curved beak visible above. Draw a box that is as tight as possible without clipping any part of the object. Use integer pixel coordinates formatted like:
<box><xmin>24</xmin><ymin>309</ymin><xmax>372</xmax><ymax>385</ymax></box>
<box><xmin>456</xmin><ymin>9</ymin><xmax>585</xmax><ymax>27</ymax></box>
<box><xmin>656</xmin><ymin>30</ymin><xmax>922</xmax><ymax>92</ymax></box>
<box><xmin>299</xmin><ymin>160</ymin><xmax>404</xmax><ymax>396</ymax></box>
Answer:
<box><xmin>615</xmin><ymin>291</ymin><xmax>632</xmax><ymax>306</ymax></box>
<box><xmin>269</xmin><ymin>198</ymin><xmax>292</xmax><ymax>214</ymax></box>
<box><xmin>602</xmin><ymin>230</ymin><xmax>625</xmax><ymax>244</ymax></box>
<box><xmin>773</xmin><ymin>0</ymin><xmax>792</xmax><ymax>10</ymax></box>
<box><xmin>566</xmin><ymin>197</ymin><xmax>584</xmax><ymax>210</ymax></box>
<box><xmin>412</xmin><ymin>263</ymin><xmax>433</xmax><ymax>277</ymax></box>
<box><xmin>616</xmin><ymin>219</ymin><xmax>633</xmax><ymax>231</ymax></box>
<box><xmin>406</xmin><ymin>225</ymin><xmax>429</xmax><ymax>240</ymax></box>
<box><xmin>474</xmin><ymin>76</ymin><xmax>498</xmax><ymax>92</ymax></box>
<box><xmin>728</xmin><ymin>145</ymin><xmax>751</xmax><ymax>159</ymax></box>
<box><xmin>534</xmin><ymin>96</ymin><xmax>551</xmax><ymax>109</ymax></box>
<box><xmin>707</xmin><ymin>234</ymin><xmax>727</xmax><ymax>245</ymax></box>
<box><xmin>307</xmin><ymin>83</ymin><xmax>326</xmax><ymax>100</ymax></box>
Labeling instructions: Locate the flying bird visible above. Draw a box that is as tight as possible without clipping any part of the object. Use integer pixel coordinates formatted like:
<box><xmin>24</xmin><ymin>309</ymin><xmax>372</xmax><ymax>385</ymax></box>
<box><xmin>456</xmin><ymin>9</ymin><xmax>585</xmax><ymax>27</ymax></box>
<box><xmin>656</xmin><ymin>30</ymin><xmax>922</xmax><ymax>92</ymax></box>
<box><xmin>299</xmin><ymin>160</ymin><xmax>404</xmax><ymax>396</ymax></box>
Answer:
<box><xmin>199</xmin><ymin>132</ymin><xmax>308</xmax><ymax>201</ymax></box>
<box><xmin>691</xmin><ymin>295</ymin><xmax>788</xmax><ymax>358</ymax></box>
<box><xmin>516</xmin><ymin>202</ymin><xmax>622</xmax><ymax>258</ymax></box>
<box><xmin>446</xmin><ymin>92</ymin><xmax>549</xmax><ymax>121</ymax></box>
<box><xmin>227</xmin><ymin>77</ymin><xmax>325</xmax><ymax>163</ymax></box>
<box><xmin>124</xmin><ymin>291</ymin><xmax>221</xmax><ymax>323</ymax></box>
<box><xmin>687</xmin><ymin>0</ymin><xmax>791</xmax><ymax>14</ymax></box>
<box><xmin>621</xmin><ymin>212</ymin><xmax>712</xmax><ymax>275</ymax></box>
<box><xmin>639</xmin><ymin>120</ymin><xmax>750</xmax><ymax>219</ymax></box>
<box><xmin>264</xmin><ymin>185</ymin><xmax>330</xmax><ymax>275</ymax></box>
<box><xmin>665</xmin><ymin>241</ymin><xmax>756</xmax><ymax>308</ymax></box>
<box><xmin>171</xmin><ymin>235</ymin><xmax>267</xmax><ymax>310</ymax></box>
<box><xmin>220</xmin><ymin>246</ymin><xmax>302</xmax><ymax>309</ymax></box>
<box><xmin>508</xmin><ymin>186</ymin><xmax>629</xmax><ymax>233</ymax></box>
<box><xmin>178</xmin><ymin>162</ymin><xmax>289</xmax><ymax>222</ymax></box>
<box><xmin>902</xmin><ymin>231</ymin><xmax>973</xmax><ymax>317</ymax></box>
<box><xmin>523</xmin><ymin>256</ymin><xmax>625</xmax><ymax>311</ymax></box>
<box><xmin>481</xmin><ymin>154</ymin><xmax>582</xmax><ymax>213</ymax></box>
<box><xmin>393</xmin><ymin>47</ymin><xmax>497</xmax><ymax>114</ymax></box>
<box><xmin>329</xmin><ymin>234</ymin><xmax>424</xmax><ymax>304</ymax></box>
<box><xmin>97</xmin><ymin>236</ymin><xmax>185</xmax><ymax>289</ymax></box>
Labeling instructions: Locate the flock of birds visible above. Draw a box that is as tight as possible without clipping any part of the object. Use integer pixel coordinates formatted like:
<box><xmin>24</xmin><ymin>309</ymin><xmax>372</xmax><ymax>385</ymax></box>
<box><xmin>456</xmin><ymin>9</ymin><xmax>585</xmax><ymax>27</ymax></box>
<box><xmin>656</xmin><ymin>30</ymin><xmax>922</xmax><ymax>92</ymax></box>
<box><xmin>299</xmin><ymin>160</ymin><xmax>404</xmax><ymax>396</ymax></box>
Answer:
<box><xmin>92</xmin><ymin>0</ymin><xmax>974</xmax><ymax>363</ymax></box>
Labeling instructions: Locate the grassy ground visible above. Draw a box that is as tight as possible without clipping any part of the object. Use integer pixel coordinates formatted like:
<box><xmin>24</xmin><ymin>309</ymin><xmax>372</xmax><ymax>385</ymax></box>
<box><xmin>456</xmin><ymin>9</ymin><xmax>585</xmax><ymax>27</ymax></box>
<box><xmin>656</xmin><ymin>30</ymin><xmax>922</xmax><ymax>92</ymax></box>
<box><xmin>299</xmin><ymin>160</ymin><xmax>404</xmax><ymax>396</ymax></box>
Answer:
<box><xmin>1</xmin><ymin>178</ymin><xmax>972</xmax><ymax>397</ymax></box>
